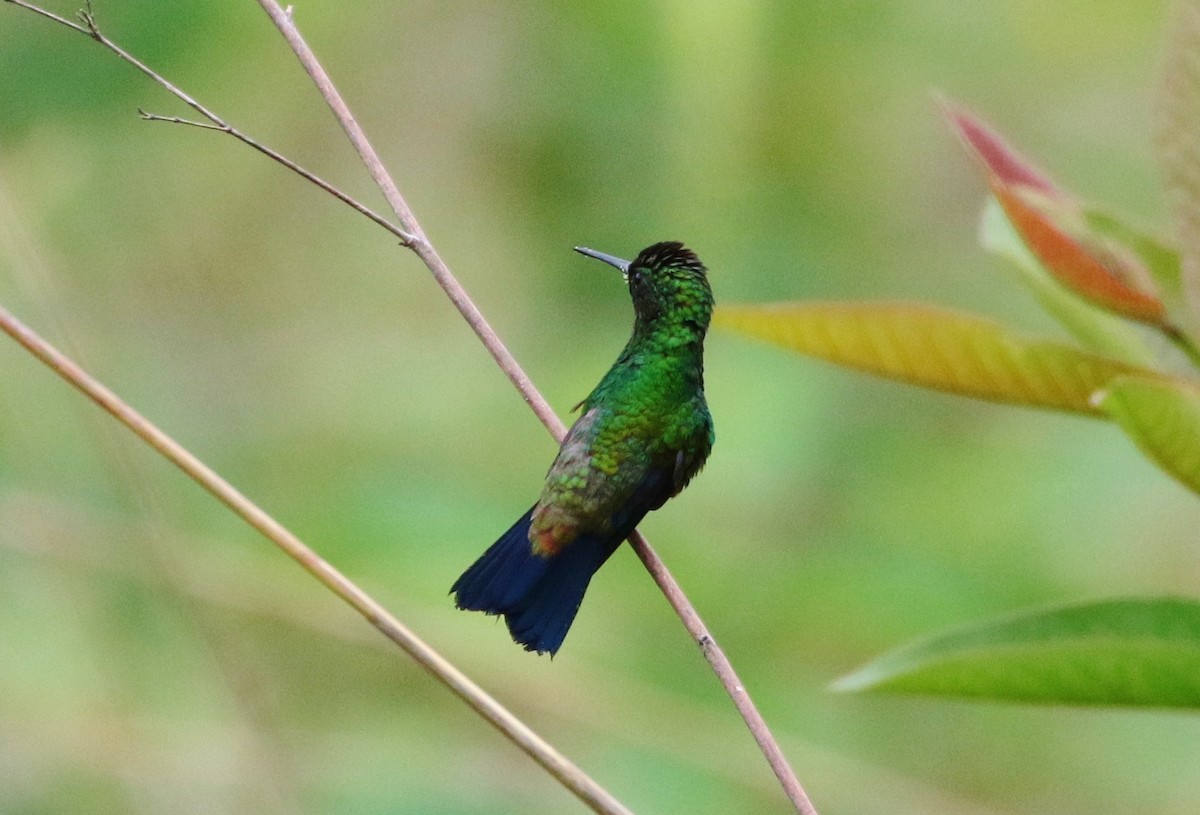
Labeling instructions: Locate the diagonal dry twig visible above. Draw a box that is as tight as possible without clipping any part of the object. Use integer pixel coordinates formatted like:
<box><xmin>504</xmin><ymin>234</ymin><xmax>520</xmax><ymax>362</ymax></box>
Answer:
<box><xmin>3</xmin><ymin>2</ymin><xmax>819</xmax><ymax>813</ymax></box>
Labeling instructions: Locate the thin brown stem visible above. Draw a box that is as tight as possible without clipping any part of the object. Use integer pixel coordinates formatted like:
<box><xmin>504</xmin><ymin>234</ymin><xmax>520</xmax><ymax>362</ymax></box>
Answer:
<box><xmin>0</xmin><ymin>303</ymin><xmax>633</xmax><ymax>815</ymax></box>
<box><xmin>137</xmin><ymin>108</ymin><xmax>228</xmax><ymax>132</ymax></box>
<box><xmin>5</xmin><ymin>0</ymin><xmax>87</xmax><ymax>33</ymax></box>
<box><xmin>628</xmin><ymin>530</ymin><xmax>818</xmax><ymax>814</ymax></box>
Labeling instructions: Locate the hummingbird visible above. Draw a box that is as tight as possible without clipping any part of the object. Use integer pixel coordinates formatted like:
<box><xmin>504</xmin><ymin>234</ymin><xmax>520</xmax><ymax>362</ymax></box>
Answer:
<box><xmin>451</xmin><ymin>241</ymin><xmax>715</xmax><ymax>655</ymax></box>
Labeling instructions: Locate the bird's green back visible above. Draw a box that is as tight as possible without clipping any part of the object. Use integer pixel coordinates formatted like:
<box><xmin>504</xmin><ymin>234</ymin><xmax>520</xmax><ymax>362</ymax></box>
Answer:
<box><xmin>536</xmin><ymin>243</ymin><xmax>715</xmax><ymax>542</ymax></box>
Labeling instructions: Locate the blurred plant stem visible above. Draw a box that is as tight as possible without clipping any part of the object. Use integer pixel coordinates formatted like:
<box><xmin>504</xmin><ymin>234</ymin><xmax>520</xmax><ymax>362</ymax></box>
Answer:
<box><xmin>0</xmin><ymin>302</ymin><xmax>635</xmax><ymax>815</ymax></box>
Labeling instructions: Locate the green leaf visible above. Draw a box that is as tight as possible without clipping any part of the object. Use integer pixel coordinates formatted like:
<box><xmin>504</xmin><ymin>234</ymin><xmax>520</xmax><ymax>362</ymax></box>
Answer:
<box><xmin>981</xmin><ymin>198</ymin><xmax>1157</xmax><ymax>367</ymax></box>
<box><xmin>713</xmin><ymin>301</ymin><xmax>1154</xmax><ymax>414</ymax></box>
<box><xmin>832</xmin><ymin>598</ymin><xmax>1200</xmax><ymax>708</ymax></box>
<box><xmin>1094</xmin><ymin>375</ymin><xmax>1200</xmax><ymax>495</ymax></box>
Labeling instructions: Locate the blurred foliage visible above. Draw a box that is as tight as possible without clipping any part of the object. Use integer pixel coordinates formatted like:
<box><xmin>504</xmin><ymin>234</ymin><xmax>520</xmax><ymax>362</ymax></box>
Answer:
<box><xmin>1</xmin><ymin>1</ymin><xmax>1197</xmax><ymax>814</ymax></box>
<box><xmin>835</xmin><ymin>597</ymin><xmax>1200</xmax><ymax>707</ymax></box>
<box><xmin>717</xmin><ymin>91</ymin><xmax>1200</xmax><ymax>708</ymax></box>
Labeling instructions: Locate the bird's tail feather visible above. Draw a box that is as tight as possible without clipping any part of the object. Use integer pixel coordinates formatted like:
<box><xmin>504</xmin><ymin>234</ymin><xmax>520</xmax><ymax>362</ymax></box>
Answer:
<box><xmin>452</xmin><ymin>507</ymin><xmax>547</xmax><ymax>612</ymax></box>
<box><xmin>503</xmin><ymin>533</ymin><xmax>619</xmax><ymax>655</ymax></box>
<box><xmin>451</xmin><ymin>507</ymin><xmax>621</xmax><ymax>655</ymax></box>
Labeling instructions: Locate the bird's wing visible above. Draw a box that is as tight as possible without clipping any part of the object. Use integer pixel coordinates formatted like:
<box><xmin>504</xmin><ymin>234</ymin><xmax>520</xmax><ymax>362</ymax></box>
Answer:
<box><xmin>529</xmin><ymin>405</ymin><xmax>660</xmax><ymax>555</ymax></box>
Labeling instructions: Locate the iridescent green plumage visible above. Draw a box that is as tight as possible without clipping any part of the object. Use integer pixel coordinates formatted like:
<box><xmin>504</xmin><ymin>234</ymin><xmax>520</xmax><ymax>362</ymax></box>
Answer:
<box><xmin>452</xmin><ymin>242</ymin><xmax>714</xmax><ymax>655</ymax></box>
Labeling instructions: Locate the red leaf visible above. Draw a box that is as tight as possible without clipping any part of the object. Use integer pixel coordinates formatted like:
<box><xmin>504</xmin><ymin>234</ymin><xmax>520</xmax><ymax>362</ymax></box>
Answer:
<box><xmin>943</xmin><ymin>102</ymin><xmax>1058</xmax><ymax>195</ymax></box>
<box><xmin>945</xmin><ymin>99</ymin><xmax>1167</xmax><ymax>327</ymax></box>
<box><xmin>994</xmin><ymin>184</ymin><xmax>1167</xmax><ymax>325</ymax></box>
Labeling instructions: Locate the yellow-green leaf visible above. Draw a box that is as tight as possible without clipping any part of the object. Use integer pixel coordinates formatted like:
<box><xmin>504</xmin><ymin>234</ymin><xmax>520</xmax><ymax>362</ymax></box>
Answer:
<box><xmin>1094</xmin><ymin>375</ymin><xmax>1200</xmax><ymax>495</ymax></box>
<box><xmin>714</xmin><ymin>302</ymin><xmax>1155</xmax><ymax>414</ymax></box>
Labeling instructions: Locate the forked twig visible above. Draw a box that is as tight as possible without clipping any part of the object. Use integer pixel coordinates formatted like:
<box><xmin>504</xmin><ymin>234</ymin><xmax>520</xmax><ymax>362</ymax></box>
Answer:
<box><xmin>3</xmin><ymin>2</ymin><xmax>819</xmax><ymax>813</ymax></box>
<box><xmin>137</xmin><ymin>108</ymin><xmax>226</xmax><ymax>132</ymax></box>
<box><xmin>5</xmin><ymin>0</ymin><xmax>412</xmax><ymax>244</ymax></box>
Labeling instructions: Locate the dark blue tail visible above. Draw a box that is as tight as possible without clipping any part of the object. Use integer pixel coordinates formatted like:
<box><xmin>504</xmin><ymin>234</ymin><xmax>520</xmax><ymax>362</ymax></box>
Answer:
<box><xmin>451</xmin><ymin>507</ymin><xmax>622</xmax><ymax>655</ymax></box>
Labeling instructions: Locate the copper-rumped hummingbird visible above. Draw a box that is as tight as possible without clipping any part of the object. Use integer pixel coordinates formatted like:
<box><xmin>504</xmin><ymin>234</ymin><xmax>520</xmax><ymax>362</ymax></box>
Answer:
<box><xmin>452</xmin><ymin>242</ymin><xmax>714</xmax><ymax>655</ymax></box>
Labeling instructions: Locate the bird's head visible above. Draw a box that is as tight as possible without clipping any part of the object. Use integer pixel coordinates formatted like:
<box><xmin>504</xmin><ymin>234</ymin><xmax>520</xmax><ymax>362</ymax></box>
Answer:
<box><xmin>574</xmin><ymin>241</ymin><xmax>713</xmax><ymax>333</ymax></box>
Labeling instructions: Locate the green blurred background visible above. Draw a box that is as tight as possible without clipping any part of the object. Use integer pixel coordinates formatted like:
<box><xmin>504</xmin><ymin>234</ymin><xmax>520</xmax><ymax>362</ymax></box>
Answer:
<box><xmin>2</xmin><ymin>1</ymin><xmax>1197</xmax><ymax>813</ymax></box>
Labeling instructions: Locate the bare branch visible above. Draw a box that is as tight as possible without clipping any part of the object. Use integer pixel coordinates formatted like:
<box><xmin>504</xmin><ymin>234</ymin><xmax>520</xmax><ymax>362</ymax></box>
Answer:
<box><xmin>628</xmin><ymin>530</ymin><xmax>818</xmax><ymax>814</ymax></box>
<box><xmin>138</xmin><ymin>108</ymin><xmax>227</xmax><ymax>132</ymax></box>
<box><xmin>5</xmin><ymin>0</ymin><xmax>88</xmax><ymax>33</ymax></box>
<box><xmin>252</xmin><ymin>0</ymin><xmax>569</xmax><ymax>437</ymax></box>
